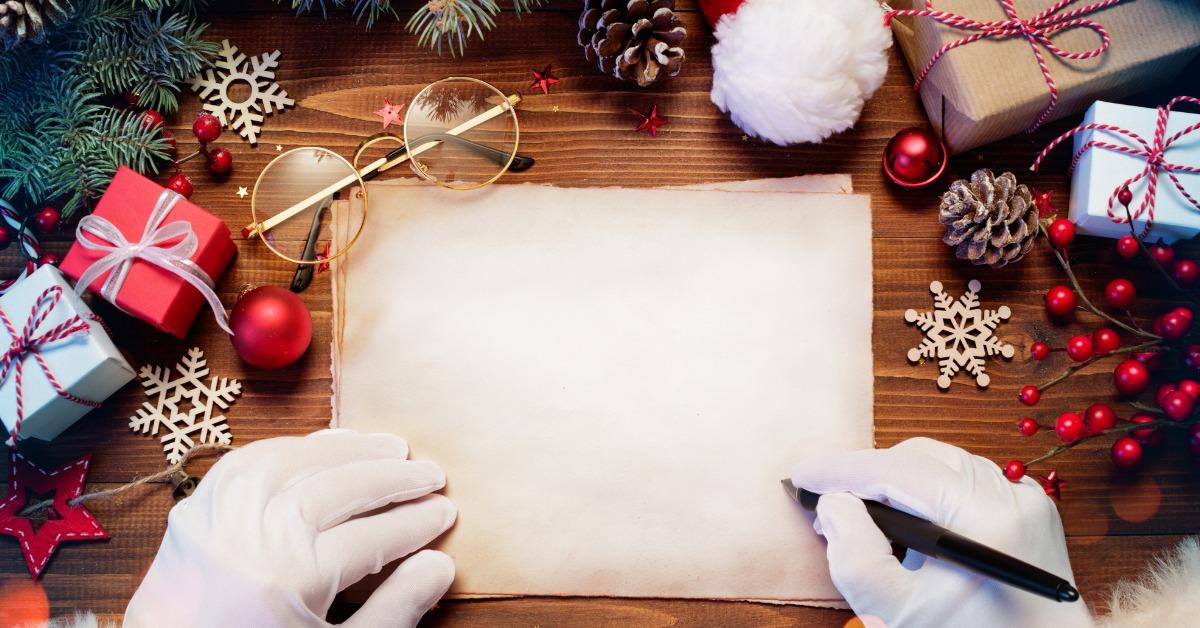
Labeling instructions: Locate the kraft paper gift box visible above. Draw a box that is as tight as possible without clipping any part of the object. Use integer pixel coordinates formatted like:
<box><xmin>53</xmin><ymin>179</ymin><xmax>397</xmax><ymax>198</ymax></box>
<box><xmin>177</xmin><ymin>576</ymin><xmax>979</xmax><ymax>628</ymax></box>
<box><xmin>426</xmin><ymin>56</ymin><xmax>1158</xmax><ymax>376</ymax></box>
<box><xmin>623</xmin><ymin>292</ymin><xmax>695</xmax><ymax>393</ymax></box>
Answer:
<box><xmin>887</xmin><ymin>0</ymin><xmax>1200</xmax><ymax>154</ymax></box>
<box><xmin>0</xmin><ymin>266</ymin><xmax>135</xmax><ymax>442</ymax></box>
<box><xmin>60</xmin><ymin>166</ymin><xmax>237</xmax><ymax>338</ymax></box>
<box><xmin>1067</xmin><ymin>100</ymin><xmax>1200</xmax><ymax>243</ymax></box>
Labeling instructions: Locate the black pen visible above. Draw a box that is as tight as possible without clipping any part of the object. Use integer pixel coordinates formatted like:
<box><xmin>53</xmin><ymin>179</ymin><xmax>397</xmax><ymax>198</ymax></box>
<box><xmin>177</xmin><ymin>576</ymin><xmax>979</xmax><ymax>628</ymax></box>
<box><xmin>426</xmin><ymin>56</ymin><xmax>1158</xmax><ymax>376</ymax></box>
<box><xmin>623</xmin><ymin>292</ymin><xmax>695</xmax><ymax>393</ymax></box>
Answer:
<box><xmin>780</xmin><ymin>480</ymin><xmax>1080</xmax><ymax>603</ymax></box>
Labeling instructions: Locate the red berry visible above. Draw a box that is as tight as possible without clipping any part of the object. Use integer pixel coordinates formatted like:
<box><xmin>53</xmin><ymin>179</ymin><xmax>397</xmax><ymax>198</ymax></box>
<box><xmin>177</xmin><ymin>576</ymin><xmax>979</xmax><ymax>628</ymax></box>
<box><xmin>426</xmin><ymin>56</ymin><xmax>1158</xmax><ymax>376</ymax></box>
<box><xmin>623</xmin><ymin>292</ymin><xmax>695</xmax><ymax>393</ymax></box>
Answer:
<box><xmin>1114</xmin><ymin>359</ymin><xmax>1150</xmax><ymax>395</ymax></box>
<box><xmin>1110</xmin><ymin>437</ymin><xmax>1143</xmax><ymax>470</ymax></box>
<box><xmin>1157</xmin><ymin>383</ymin><xmax>1177</xmax><ymax>407</ymax></box>
<box><xmin>1084</xmin><ymin>403</ymin><xmax>1117</xmax><ymax>434</ymax></box>
<box><xmin>207</xmin><ymin>146</ymin><xmax>233</xmax><ymax>174</ymax></box>
<box><xmin>1173</xmin><ymin>259</ymin><xmax>1200</xmax><ymax>285</ymax></box>
<box><xmin>1150</xmin><ymin>242</ymin><xmax>1174</xmax><ymax>266</ymax></box>
<box><xmin>161</xmin><ymin>130</ymin><xmax>177</xmax><ymax>158</ymax></box>
<box><xmin>1018</xmin><ymin>385</ymin><xmax>1041</xmax><ymax>406</ymax></box>
<box><xmin>1178</xmin><ymin>379</ymin><xmax>1200</xmax><ymax>399</ymax></box>
<box><xmin>1158</xmin><ymin>311</ymin><xmax>1191</xmax><ymax>339</ymax></box>
<box><xmin>122</xmin><ymin>91</ymin><xmax>140</xmax><ymax>108</ymax></box>
<box><xmin>1131</xmin><ymin>413</ymin><xmax>1163</xmax><ymax>446</ymax></box>
<box><xmin>166</xmin><ymin>173</ymin><xmax>193</xmax><ymax>199</ymax></box>
<box><xmin>1176</xmin><ymin>307</ymin><xmax>1195</xmax><ymax>323</ymax></box>
<box><xmin>1003</xmin><ymin>460</ymin><xmax>1026</xmax><ymax>481</ymax></box>
<box><xmin>1066</xmin><ymin>335</ymin><xmax>1093</xmax><ymax>361</ymax></box>
<box><xmin>1055</xmin><ymin>412</ymin><xmax>1085</xmax><ymax>443</ymax></box>
<box><xmin>1117</xmin><ymin>186</ymin><xmax>1134</xmax><ymax>207</ymax></box>
<box><xmin>193</xmin><ymin>113</ymin><xmax>222</xmax><ymax>143</ymax></box>
<box><xmin>1044</xmin><ymin>285</ymin><xmax>1077</xmax><ymax>316</ymax></box>
<box><xmin>1161</xmin><ymin>390</ymin><xmax>1195</xmax><ymax>421</ymax></box>
<box><xmin>1017</xmin><ymin>417</ymin><xmax>1040</xmax><ymax>436</ymax></box>
<box><xmin>1187</xmin><ymin>345</ymin><xmax>1200</xmax><ymax>370</ymax></box>
<box><xmin>1092</xmin><ymin>328</ymin><xmax>1121</xmax><ymax>354</ymax></box>
<box><xmin>0</xmin><ymin>224</ymin><xmax>12</xmax><ymax>250</ymax></box>
<box><xmin>1104</xmin><ymin>278</ymin><xmax>1136</xmax><ymax>309</ymax></box>
<box><xmin>1188</xmin><ymin>424</ymin><xmax>1200</xmax><ymax>456</ymax></box>
<box><xmin>1030</xmin><ymin>342</ymin><xmax>1051</xmax><ymax>360</ymax></box>
<box><xmin>1048</xmin><ymin>219</ymin><xmax>1075</xmax><ymax>248</ymax></box>
<box><xmin>33</xmin><ymin>206</ymin><xmax>60</xmax><ymax>234</ymax></box>
<box><xmin>1116</xmin><ymin>235</ymin><xmax>1140</xmax><ymax>258</ymax></box>
<box><xmin>140</xmin><ymin>109</ymin><xmax>164</xmax><ymax>130</ymax></box>
<box><xmin>1134</xmin><ymin>351</ymin><xmax>1161</xmax><ymax>368</ymax></box>
<box><xmin>36</xmin><ymin>253</ymin><xmax>59</xmax><ymax>267</ymax></box>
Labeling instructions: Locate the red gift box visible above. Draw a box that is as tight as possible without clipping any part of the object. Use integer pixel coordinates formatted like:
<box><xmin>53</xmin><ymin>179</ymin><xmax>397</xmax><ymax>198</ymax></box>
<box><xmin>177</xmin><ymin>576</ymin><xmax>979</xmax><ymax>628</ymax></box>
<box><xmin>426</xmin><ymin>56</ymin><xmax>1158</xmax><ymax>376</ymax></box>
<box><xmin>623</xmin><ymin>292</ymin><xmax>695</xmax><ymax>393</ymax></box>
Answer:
<box><xmin>60</xmin><ymin>166</ymin><xmax>237</xmax><ymax>338</ymax></box>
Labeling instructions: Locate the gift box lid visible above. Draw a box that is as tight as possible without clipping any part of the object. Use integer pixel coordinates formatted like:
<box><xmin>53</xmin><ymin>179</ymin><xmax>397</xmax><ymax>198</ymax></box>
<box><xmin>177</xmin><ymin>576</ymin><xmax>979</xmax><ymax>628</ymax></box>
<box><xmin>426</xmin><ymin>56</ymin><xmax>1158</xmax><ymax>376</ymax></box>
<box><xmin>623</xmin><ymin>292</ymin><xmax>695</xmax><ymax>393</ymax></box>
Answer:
<box><xmin>60</xmin><ymin>166</ymin><xmax>237</xmax><ymax>338</ymax></box>
<box><xmin>0</xmin><ymin>266</ymin><xmax>135</xmax><ymax>441</ymax></box>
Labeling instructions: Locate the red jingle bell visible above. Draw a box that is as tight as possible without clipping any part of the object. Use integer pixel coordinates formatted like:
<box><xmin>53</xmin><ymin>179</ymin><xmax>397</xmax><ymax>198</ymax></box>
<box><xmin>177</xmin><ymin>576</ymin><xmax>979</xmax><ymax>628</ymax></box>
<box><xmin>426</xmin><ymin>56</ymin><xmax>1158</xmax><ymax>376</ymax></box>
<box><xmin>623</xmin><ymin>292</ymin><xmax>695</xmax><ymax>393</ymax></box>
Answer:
<box><xmin>883</xmin><ymin>127</ymin><xmax>947</xmax><ymax>188</ymax></box>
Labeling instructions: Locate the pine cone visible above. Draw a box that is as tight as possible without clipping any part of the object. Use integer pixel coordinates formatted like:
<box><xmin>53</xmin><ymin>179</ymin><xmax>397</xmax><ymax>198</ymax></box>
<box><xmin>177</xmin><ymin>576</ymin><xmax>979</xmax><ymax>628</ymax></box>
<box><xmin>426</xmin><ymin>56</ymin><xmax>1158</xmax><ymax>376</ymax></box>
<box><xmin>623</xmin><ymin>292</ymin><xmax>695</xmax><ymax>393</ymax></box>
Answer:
<box><xmin>0</xmin><ymin>0</ymin><xmax>66</xmax><ymax>48</ymax></box>
<box><xmin>939</xmin><ymin>169</ymin><xmax>1039</xmax><ymax>269</ymax></box>
<box><xmin>578</xmin><ymin>0</ymin><xmax>686</xmax><ymax>87</ymax></box>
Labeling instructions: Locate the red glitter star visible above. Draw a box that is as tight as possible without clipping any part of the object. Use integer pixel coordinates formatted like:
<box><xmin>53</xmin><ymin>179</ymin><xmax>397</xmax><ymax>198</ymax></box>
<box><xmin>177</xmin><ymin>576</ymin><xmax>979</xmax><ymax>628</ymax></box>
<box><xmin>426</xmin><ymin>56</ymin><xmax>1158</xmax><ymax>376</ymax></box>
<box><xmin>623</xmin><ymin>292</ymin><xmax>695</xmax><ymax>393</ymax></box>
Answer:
<box><xmin>374</xmin><ymin>98</ymin><xmax>405</xmax><ymax>130</ymax></box>
<box><xmin>0</xmin><ymin>453</ymin><xmax>107</xmax><ymax>579</ymax></box>
<box><xmin>530</xmin><ymin>65</ymin><xmax>560</xmax><ymax>96</ymax></box>
<box><xmin>631</xmin><ymin>105</ymin><xmax>666</xmax><ymax>137</ymax></box>
<box><xmin>316</xmin><ymin>242</ymin><xmax>331</xmax><ymax>274</ymax></box>
<box><xmin>1037</xmin><ymin>470</ymin><xmax>1068</xmax><ymax>500</ymax></box>
<box><xmin>1033</xmin><ymin>189</ymin><xmax>1057</xmax><ymax>216</ymax></box>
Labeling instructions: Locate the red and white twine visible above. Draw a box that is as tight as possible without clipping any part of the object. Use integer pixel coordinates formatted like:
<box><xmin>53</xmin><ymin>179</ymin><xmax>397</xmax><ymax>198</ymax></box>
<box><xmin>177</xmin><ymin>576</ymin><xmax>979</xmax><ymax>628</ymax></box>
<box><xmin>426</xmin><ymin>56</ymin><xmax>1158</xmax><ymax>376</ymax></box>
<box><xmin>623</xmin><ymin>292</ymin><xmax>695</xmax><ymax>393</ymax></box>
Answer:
<box><xmin>884</xmin><ymin>0</ymin><xmax>1125</xmax><ymax>131</ymax></box>
<box><xmin>1031</xmin><ymin>96</ymin><xmax>1200</xmax><ymax>237</ymax></box>
<box><xmin>0</xmin><ymin>286</ymin><xmax>101</xmax><ymax>441</ymax></box>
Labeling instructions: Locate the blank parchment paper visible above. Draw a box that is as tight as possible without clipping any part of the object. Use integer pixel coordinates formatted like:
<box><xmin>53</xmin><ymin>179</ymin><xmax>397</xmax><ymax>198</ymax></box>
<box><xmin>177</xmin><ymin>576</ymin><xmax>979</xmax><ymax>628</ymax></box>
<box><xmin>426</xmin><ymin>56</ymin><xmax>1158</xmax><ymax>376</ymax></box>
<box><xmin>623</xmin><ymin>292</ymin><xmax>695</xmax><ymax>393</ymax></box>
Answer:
<box><xmin>331</xmin><ymin>182</ymin><xmax>873</xmax><ymax>605</ymax></box>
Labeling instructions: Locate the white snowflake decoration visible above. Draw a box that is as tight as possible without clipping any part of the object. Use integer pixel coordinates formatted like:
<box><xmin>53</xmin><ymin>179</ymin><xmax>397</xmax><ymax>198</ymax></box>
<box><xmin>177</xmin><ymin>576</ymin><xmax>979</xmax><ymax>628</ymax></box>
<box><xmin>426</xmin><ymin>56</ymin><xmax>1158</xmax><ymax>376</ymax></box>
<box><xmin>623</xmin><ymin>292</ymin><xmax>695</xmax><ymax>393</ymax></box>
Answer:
<box><xmin>130</xmin><ymin>347</ymin><xmax>240</xmax><ymax>464</ymax></box>
<box><xmin>905</xmin><ymin>280</ymin><xmax>1014</xmax><ymax>389</ymax></box>
<box><xmin>190</xmin><ymin>39</ymin><xmax>295</xmax><ymax>145</ymax></box>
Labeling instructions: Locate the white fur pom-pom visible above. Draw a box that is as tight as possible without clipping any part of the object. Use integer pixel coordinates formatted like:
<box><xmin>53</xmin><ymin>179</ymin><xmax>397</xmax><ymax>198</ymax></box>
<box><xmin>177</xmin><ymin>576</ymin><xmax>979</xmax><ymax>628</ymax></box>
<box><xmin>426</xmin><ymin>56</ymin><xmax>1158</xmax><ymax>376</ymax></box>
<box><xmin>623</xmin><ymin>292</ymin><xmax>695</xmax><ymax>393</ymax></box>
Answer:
<box><xmin>709</xmin><ymin>0</ymin><xmax>892</xmax><ymax>146</ymax></box>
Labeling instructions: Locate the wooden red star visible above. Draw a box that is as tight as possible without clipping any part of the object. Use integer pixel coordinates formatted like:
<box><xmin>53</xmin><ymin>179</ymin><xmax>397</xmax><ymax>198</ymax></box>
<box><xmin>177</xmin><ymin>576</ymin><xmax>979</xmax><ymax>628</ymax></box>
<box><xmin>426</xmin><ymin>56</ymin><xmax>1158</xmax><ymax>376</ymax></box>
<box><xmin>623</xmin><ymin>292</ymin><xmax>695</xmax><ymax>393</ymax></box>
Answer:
<box><xmin>0</xmin><ymin>453</ymin><xmax>107</xmax><ymax>579</ymax></box>
<box><xmin>1037</xmin><ymin>470</ymin><xmax>1067</xmax><ymax>500</ymax></box>
<box><xmin>1033</xmin><ymin>189</ymin><xmax>1057</xmax><ymax>216</ymax></box>
<box><xmin>374</xmin><ymin>98</ymin><xmax>405</xmax><ymax>130</ymax></box>
<box><xmin>530</xmin><ymin>65</ymin><xmax>560</xmax><ymax>96</ymax></box>
<box><xmin>631</xmin><ymin>105</ymin><xmax>666</xmax><ymax>137</ymax></box>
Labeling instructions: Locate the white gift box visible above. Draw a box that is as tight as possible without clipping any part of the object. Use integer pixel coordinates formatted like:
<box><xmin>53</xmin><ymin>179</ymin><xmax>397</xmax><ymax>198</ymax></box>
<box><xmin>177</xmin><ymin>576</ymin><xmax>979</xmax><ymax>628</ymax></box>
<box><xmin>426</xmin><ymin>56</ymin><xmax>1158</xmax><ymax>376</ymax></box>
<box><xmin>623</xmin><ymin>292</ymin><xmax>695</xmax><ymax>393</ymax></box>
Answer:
<box><xmin>0</xmin><ymin>266</ymin><xmax>135</xmax><ymax>442</ymax></box>
<box><xmin>1069</xmin><ymin>101</ymin><xmax>1200</xmax><ymax>244</ymax></box>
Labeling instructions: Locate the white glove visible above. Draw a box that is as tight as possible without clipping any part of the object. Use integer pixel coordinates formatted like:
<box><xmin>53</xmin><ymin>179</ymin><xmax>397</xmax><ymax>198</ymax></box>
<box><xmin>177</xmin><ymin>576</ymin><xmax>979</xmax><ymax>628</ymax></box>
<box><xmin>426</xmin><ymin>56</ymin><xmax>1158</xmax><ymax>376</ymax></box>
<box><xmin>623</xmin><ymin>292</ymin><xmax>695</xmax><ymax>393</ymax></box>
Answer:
<box><xmin>791</xmin><ymin>437</ymin><xmax>1094</xmax><ymax>628</ymax></box>
<box><xmin>125</xmin><ymin>429</ymin><xmax>456</xmax><ymax>627</ymax></box>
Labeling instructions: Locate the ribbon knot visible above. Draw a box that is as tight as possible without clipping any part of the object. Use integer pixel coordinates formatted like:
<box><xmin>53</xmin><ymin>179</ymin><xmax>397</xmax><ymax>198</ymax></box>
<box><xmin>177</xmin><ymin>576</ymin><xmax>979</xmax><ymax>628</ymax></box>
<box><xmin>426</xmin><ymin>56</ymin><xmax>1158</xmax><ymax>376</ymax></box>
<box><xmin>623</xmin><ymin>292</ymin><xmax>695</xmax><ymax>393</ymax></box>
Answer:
<box><xmin>0</xmin><ymin>286</ymin><xmax>100</xmax><ymax>444</ymax></box>
<box><xmin>885</xmin><ymin>0</ymin><xmax>1125</xmax><ymax>131</ymax></box>
<box><xmin>1031</xmin><ymin>96</ymin><xmax>1200</xmax><ymax>237</ymax></box>
<box><xmin>74</xmin><ymin>190</ymin><xmax>232</xmax><ymax>335</ymax></box>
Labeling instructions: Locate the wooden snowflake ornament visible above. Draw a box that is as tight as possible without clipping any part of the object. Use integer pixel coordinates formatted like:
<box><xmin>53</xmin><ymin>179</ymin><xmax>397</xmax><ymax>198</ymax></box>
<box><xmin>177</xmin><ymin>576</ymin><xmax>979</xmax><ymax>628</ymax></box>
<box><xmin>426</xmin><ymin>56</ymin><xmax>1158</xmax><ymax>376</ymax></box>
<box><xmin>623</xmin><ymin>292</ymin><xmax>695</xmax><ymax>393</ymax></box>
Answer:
<box><xmin>189</xmin><ymin>39</ymin><xmax>294</xmax><ymax>144</ymax></box>
<box><xmin>130</xmin><ymin>348</ymin><xmax>240</xmax><ymax>464</ymax></box>
<box><xmin>905</xmin><ymin>280</ymin><xmax>1014</xmax><ymax>389</ymax></box>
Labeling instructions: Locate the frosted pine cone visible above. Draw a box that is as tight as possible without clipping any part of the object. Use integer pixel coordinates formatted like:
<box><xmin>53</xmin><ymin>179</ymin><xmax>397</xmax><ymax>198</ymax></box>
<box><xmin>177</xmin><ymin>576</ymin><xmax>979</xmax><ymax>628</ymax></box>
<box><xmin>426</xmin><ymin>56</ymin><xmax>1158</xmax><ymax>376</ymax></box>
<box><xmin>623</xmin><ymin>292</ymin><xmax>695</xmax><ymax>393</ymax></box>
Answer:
<box><xmin>939</xmin><ymin>169</ymin><xmax>1039</xmax><ymax>269</ymax></box>
<box><xmin>578</xmin><ymin>0</ymin><xmax>686</xmax><ymax>87</ymax></box>
<box><xmin>0</xmin><ymin>0</ymin><xmax>66</xmax><ymax>48</ymax></box>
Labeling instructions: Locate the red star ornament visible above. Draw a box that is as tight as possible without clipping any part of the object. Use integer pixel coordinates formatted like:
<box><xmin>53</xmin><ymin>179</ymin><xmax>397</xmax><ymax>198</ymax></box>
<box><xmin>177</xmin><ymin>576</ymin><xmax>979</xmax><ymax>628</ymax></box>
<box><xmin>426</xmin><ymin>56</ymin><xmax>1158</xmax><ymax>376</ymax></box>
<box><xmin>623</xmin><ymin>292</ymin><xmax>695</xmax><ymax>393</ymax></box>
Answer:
<box><xmin>1033</xmin><ymin>189</ymin><xmax>1057</xmax><ymax>216</ymax></box>
<box><xmin>631</xmin><ymin>105</ymin><xmax>666</xmax><ymax>137</ymax></box>
<box><xmin>530</xmin><ymin>65</ymin><xmax>560</xmax><ymax>96</ymax></box>
<box><xmin>0</xmin><ymin>453</ymin><xmax>107</xmax><ymax>579</ymax></box>
<box><xmin>1037</xmin><ymin>470</ymin><xmax>1068</xmax><ymax>500</ymax></box>
<box><xmin>374</xmin><ymin>98</ymin><xmax>405</xmax><ymax>130</ymax></box>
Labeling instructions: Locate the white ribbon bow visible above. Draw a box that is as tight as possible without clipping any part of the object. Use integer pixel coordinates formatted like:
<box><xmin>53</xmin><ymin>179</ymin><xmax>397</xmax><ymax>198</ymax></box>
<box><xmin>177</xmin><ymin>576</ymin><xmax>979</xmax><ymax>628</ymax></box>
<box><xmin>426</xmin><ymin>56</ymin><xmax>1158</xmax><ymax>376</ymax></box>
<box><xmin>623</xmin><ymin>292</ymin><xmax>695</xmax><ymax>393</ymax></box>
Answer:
<box><xmin>74</xmin><ymin>190</ymin><xmax>233</xmax><ymax>334</ymax></box>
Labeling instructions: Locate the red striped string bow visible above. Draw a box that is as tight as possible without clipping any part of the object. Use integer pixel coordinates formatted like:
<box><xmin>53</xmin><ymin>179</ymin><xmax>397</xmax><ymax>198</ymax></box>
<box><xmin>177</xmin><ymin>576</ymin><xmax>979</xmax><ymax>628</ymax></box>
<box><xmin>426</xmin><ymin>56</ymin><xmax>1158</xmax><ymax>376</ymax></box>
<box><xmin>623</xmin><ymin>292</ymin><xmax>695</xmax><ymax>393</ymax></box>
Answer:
<box><xmin>0</xmin><ymin>286</ymin><xmax>101</xmax><ymax>443</ymax></box>
<box><xmin>1031</xmin><ymin>96</ymin><xmax>1200</xmax><ymax>237</ymax></box>
<box><xmin>884</xmin><ymin>0</ymin><xmax>1125</xmax><ymax>131</ymax></box>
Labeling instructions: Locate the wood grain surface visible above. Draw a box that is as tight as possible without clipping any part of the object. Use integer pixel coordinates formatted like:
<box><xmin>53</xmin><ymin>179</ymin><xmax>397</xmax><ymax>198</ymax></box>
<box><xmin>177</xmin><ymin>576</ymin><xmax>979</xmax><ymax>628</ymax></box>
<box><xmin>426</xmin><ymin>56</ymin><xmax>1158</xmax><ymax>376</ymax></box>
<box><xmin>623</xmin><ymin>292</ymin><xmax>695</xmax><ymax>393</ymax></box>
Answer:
<box><xmin>2</xmin><ymin>0</ymin><xmax>1198</xmax><ymax>624</ymax></box>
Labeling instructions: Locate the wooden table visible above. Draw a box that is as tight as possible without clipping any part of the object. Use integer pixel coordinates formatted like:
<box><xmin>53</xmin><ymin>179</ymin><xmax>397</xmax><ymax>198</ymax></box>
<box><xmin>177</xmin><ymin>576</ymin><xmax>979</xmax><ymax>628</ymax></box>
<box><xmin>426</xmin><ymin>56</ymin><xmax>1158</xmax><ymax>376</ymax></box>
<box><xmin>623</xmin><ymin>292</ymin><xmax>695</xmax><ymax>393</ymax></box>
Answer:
<box><xmin>3</xmin><ymin>0</ymin><xmax>1198</xmax><ymax>624</ymax></box>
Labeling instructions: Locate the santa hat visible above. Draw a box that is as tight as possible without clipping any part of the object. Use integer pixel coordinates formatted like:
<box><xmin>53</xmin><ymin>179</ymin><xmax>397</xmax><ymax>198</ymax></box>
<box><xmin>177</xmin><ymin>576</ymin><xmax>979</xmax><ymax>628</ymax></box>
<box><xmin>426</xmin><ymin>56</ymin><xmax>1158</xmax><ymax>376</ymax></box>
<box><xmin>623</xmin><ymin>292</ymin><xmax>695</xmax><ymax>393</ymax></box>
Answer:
<box><xmin>700</xmin><ymin>0</ymin><xmax>892</xmax><ymax>146</ymax></box>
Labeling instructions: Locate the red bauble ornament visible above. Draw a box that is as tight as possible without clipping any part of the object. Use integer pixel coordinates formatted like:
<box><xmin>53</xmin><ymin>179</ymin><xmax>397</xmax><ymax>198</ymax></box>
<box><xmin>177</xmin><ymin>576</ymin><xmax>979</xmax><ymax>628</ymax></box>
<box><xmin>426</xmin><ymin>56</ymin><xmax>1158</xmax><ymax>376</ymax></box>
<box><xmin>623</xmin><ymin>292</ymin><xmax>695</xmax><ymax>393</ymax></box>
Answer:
<box><xmin>1178</xmin><ymin>379</ymin><xmax>1200</xmax><ymax>399</ymax></box>
<box><xmin>1116</xmin><ymin>235</ymin><xmax>1140</xmax><ymax>258</ymax></box>
<box><xmin>0</xmin><ymin>223</ymin><xmax>12</xmax><ymax>250</ymax></box>
<box><xmin>1018</xmin><ymin>385</ymin><xmax>1041</xmax><ymax>406</ymax></box>
<box><xmin>1149</xmin><ymin>242</ymin><xmax>1174</xmax><ymax>266</ymax></box>
<box><xmin>1130</xmin><ymin>413</ymin><xmax>1163</xmax><ymax>446</ymax></box>
<box><xmin>1030</xmin><ymin>342</ymin><xmax>1050</xmax><ymax>360</ymax></box>
<box><xmin>1113</xmin><ymin>359</ymin><xmax>1150</xmax><ymax>395</ymax></box>
<box><xmin>1017</xmin><ymin>417</ymin><xmax>1040</xmax><ymax>436</ymax></box>
<box><xmin>1172</xmin><ymin>259</ymin><xmax>1199</xmax><ymax>285</ymax></box>
<box><xmin>1084</xmin><ymin>403</ymin><xmax>1117</xmax><ymax>434</ymax></box>
<box><xmin>166</xmin><ymin>173</ymin><xmax>193</xmax><ymax>199</ymax></box>
<box><xmin>1161</xmin><ymin>390</ymin><xmax>1195</xmax><ymax>421</ymax></box>
<box><xmin>1055</xmin><ymin>412</ymin><xmax>1084</xmax><ymax>443</ymax></box>
<box><xmin>1188</xmin><ymin>424</ymin><xmax>1200</xmax><ymax>456</ymax></box>
<box><xmin>1047</xmin><ymin>219</ymin><xmax>1075</xmax><ymax>248</ymax></box>
<box><xmin>33</xmin><ymin>206</ymin><xmax>60</xmax><ymax>234</ymax></box>
<box><xmin>230</xmin><ymin>286</ymin><xmax>313</xmax><ymax>369</ymax></box>
<box><xmin>1104</xmin><ymin>278</ymin><xmax>1136</xmax><ymax>309</ymax></box>
<box><xmin>1110</xmin><ymin>437</ymin><xmax>1143</xmax><ymax>470</ymax></box>
<box><xmin>161</xmin><ymin>130</ymin><xmax>177</xmax><ymax>158</ymax></box>
<box><xmin>140</xmin><ymin>109</ymin><xmax>164</xmax><ymax>130</ymax></box>
<box><xmin>206</xmin><ymin>146</ymin><xmax>233</xmax><ymax>174</ymax></box>
<box><xmin>193</xmin><ymin>113</ymin><xmax>222</xmax><ymax>143</ymax></box>
<box><xmin>1092</xmin><ymin>328</ymin><xmax>1120</xmax><ymax>354</ymax></box>
<box><xmin>1044</xmin><ymin>285</ymin><xmax>1077</xmax><ymax>316</ymax></box>
<box><xmin>1065</xmin><ymin>335</ymin><xmax>1092</xmax><ymax>361</ymax></box>
<box><xmin>1117</xmin><ymin>186</ymin><xmax>1134</xmax><ymax>207</ymax></box>
<box><xmin>36</xmin><ymin>253</ymin><xmax>59</xmax><ymax>267</ymax></box>
<box><xmin>1003</xmin><ymin>459</ymin><xmax>1025</xmax><ymax>481</ymax></box>
<box><xmin>882</xmin><ymin>127</ymin><xmax>947</xmax><ymax>188</ymax></box>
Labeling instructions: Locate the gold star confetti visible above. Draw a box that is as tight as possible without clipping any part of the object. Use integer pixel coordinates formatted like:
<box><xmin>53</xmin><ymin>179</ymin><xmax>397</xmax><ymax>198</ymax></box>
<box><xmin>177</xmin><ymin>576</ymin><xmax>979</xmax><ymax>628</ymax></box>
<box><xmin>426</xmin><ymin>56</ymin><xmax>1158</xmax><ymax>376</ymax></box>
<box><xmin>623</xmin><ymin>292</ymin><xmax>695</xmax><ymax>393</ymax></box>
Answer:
<box><xmin>236</xmin><ymin>186</ymin><xmax>249</xmax><ymax>199</ymax></box>
<box><xmin>551</xmin><ymin>105</ymin><xmax>560</xmax><ymax>113</ymax></box>
<box><xmin>275</xmin><ymin>145</ymin><xmax>283</xmax><ymax>152</ymax></box>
